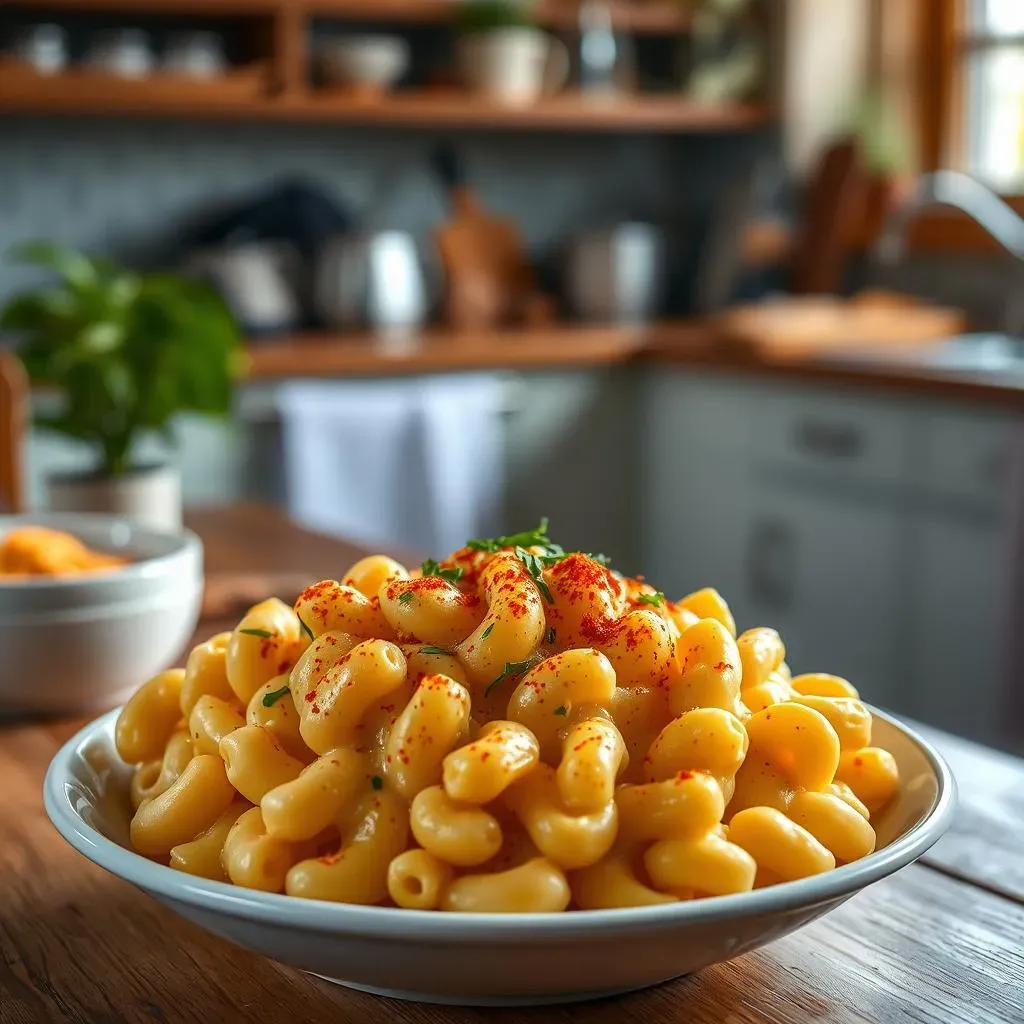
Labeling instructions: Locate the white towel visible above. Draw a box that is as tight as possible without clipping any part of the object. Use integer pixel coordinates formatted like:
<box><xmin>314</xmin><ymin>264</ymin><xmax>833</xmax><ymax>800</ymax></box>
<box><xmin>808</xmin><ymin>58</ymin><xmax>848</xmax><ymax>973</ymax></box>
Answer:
<box><xmin>276</xmin><ymin>375</ymin><xmax>505</xmax><ymax>557</ymax></box>
<box><xmin>418</xmin><ymin>374</ymin><xmax>505</xmax><ymax>555</ymax></box>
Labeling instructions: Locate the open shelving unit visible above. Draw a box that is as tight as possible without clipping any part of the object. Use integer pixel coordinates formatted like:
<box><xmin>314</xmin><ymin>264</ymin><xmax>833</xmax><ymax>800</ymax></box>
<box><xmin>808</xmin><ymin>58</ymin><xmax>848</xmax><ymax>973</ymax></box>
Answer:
<box><xmin>0</xmin><ymin>0</ymin><xmax>773</xmax><ymax>131</ymax></box>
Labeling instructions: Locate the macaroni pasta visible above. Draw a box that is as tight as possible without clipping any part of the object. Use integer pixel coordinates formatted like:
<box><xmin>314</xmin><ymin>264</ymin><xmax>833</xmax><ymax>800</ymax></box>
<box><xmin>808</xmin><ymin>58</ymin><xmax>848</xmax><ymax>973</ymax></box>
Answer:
<box><xmin>115</xmin><ymin>520</ymin><xmax>900</xmax><ymax>912</ymax></box>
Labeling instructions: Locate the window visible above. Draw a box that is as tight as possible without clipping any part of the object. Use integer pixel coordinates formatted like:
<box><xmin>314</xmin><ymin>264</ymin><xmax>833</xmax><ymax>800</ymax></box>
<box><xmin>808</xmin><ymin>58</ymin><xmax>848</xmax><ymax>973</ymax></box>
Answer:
<box><xmin>962</xmin><ymin>0</ymin><xmax>1024</xmax><ymax>190</ymax></box>
<box><xmin>909</xmin><ymin>0</ymin><xmax>1024</xmax><ymax>250</ymax></box>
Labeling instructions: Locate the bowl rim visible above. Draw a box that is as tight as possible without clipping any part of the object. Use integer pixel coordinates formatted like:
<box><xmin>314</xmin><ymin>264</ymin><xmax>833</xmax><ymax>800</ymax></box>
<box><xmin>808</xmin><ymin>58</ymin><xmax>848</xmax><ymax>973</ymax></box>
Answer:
<box><xmin>44</xmin><ymin>704</ymin><xmax>957</xmax><ymax>942</ymax></box>
<box><xmin>0</xmin><ymin>513</ymin><xmax>202</xmax><ymax>592</ymax></box>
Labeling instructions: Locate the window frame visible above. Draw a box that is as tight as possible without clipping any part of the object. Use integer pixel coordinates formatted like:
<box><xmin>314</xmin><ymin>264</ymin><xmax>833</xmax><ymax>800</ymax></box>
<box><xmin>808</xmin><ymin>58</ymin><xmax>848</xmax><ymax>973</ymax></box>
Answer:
<box><xmin>909</xmin><ymin>0</ymin><xmax>1024</xmax><ymax>251</ymax></box>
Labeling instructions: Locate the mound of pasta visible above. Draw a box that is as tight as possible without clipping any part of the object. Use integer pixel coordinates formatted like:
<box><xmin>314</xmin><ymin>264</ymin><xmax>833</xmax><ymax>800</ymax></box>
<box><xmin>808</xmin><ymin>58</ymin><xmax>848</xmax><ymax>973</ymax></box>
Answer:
<box><xmin>115</xmin><ymin>520</ymin><xmax>899</xmax><ymax>912</ymax></box>
<box><xmin>0</xmin><ymin>526</ymin><xmax>127</xmax><ymax>578</ymax></box>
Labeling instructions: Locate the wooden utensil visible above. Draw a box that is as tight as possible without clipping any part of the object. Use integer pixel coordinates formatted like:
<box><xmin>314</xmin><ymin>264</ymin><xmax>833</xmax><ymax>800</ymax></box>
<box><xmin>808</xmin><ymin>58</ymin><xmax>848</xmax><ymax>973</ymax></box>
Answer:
<box><xmin>789</xmin><ymin>138</ymin><xmax>869</xmax><ymax>295</ymax></box>
<box><xmin>0</xmin><ymin>350</ymin><xmax>27</xmax><ymax>514</ymax></box>
<box><xmin>431</xmin><ymin>143</ymin><xmax>536</xmax><ymax>330</ymax></box>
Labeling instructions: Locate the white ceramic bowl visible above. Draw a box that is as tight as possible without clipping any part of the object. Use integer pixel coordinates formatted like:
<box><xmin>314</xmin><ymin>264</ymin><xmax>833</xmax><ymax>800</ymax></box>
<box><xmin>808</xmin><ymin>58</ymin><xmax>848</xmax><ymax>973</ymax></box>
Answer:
<box><xmin>0</xmin><ymin>514</ymin><xmax>203</xmax><ymax>717</ymax></box>
<box><xmin>318</xmin><ymin>35</ymin><xmax>410</xmax><ymax>92</ymax></box>
<box><xmin>45</xmin><ymin>707</ymin><xmax>954</xmax><ymax>1006</ymax></box>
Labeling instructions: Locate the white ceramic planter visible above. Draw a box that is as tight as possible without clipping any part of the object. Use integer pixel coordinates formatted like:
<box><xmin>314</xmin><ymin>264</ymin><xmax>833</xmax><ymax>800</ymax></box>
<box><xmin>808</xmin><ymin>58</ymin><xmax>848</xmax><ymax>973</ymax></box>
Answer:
<box><xmin>458</xmin><ymin>28</ymin><xmax>569</xmax><ymax>105</ymax></box>
<box><xmin>47</xmin><ymin>464</ymin><xmax>182</xmax><ymax>533</ymax></box>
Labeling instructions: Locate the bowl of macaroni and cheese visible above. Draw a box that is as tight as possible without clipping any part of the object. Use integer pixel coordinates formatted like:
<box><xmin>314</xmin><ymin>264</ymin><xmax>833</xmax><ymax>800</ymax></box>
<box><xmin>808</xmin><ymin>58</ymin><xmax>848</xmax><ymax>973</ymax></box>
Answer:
<box><xmin>1</xmin><ymin>514</ymin><xmax>203</xmax><ymax>716</ymax></box>
<box><xmin>45</xmin><ymin>522</ymin><xmax>954</xmax><ymax>1004</ymax></box>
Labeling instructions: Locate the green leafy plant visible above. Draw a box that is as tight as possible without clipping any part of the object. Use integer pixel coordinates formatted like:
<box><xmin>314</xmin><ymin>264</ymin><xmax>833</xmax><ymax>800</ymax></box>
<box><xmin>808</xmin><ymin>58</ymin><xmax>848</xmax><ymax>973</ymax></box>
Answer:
<box><xmin>454</xmin><ymin>0</ymin><xmax>535</xmax><ymax>33</ymax></box>
<box><xmin>0</xmin><ymin>242</ymin><xmax>245</xmax><ymax>476</ymax></box>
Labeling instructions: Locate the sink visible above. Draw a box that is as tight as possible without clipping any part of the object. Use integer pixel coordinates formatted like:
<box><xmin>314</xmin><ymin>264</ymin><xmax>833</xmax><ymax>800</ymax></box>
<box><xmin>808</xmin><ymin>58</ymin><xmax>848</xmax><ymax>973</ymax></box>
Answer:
<box><xmin>822</xmin><ymin>334</ymin><xmax>1024</xmax><ymax>376</ymax></box>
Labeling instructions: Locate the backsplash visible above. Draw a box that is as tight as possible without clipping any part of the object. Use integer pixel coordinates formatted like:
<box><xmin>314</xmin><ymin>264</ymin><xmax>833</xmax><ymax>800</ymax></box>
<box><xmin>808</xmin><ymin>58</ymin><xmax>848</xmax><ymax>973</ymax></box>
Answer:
<box><xmin>0</xmin><ymin>115</ymin><xmax>775</xmax><ymax>307</ymax></box>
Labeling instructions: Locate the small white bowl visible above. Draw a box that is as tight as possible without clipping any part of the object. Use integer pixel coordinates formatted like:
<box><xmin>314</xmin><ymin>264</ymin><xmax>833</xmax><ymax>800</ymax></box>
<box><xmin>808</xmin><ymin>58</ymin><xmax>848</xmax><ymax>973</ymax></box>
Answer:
<box><xmin>45</xmin><ymin>707</ymin><xmax>955</xmax><ymax>1006</ymax></box>
<box><xmin>0</xmin><ymin>514</ymin><xmax>202</xmax><ymax>717</ymax></box>
<box><xmin>318</xmin><ymin>35</ymin><xmax>410</xmax><ymax>93</ymax></box>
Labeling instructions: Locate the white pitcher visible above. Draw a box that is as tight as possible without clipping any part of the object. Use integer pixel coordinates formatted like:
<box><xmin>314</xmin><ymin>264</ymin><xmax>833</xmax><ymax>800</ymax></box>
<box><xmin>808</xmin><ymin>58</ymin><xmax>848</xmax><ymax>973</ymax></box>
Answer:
<box><xmin>459</xmin><ymin>28</ymin><xmax>569</xmax><ymax>105</ymax></box>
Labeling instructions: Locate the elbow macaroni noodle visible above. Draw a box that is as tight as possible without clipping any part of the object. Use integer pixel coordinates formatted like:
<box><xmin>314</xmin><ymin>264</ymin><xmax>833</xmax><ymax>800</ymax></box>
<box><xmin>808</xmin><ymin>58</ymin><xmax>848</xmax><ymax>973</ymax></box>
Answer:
<box><xmin>115</xmin><ymin>523</ymin><xmax>901</xmax><ymax>912</ymax></box>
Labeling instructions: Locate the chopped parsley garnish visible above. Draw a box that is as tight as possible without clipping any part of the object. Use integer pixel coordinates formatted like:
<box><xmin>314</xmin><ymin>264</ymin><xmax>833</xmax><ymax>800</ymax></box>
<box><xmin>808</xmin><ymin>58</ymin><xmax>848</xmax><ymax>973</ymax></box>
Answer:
<box><xmin>240</xmin><ymin>628</ymin><xmax>273</xmax><ymax>639</ymax></box>
<box><xmin>398</xmin><ymin>591</ymin><xmax>415</xmax><ymax>605</ymax></box>
<box><xmin>262</xmin><ymin>684</ymin><xmax>290</xmax><ymax>708</ymax></box>
<box><xmin>297</xmin><ymin>615</ymin><xmax>314</xmax><ymax>642</ymax></box>
<box><xmin>554</xmin><ymin>705</ymin><xmax>568</xmax><ymax>716</ymax></box>
<box><xmin>371</xmin><ymin>775</ymin><xmax>383</xmax><ymax>791</ymax></box>
<box><xmin>484</xmin><ymin>658</ymin><xmax>536</xmax><ymax>697</ymax></box>
<box><xmin>419</xmin><ymin>646</ymin><xmax>450</xmax><ymax>656</ymax></box>
<box><xmin>545</xmin><ymin>626</ymin><xmax>556</xmax><ymax>645</ymax></box>
<box><xmin>468</xmin><ymin>518</ymin><xmax>556</xmax><ymax>553</ymax></box>
<box><xmin>636</xmin><ymin>592</ymin><xmax>666</xmax><ymax>607</ymax></box>
<box><xmin>421</xmin><ymin>558</ymin><xmax>464</xmax><ymax>584</ymax></box>
<box><xmin>515</xmin><ymin>547</ymin><xmax>556</xmax><ymax>604</ymax></box>
<box><xmin>481</xmin><ymin>622</ymin><xmax>494</xmax><ymax>640</ymax></box>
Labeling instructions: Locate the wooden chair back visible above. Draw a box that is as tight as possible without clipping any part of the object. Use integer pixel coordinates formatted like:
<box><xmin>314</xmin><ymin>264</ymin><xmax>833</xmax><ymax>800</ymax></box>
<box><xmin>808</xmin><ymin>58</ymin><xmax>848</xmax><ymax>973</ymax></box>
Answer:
<box><xmin>0</xmin><ymin>350</ymin><xmax>27</xmax><ymax>514</ymax></box>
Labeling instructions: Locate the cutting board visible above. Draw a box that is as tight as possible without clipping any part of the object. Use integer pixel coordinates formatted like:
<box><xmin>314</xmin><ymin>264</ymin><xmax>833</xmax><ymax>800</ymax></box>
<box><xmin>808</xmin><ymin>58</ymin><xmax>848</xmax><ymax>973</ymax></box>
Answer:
<box><xmin>716</xmin><ymin>291</ymin><xmax>968</xmax><ymax>360</ymax></box>
<box><xmin>431</xmin><ymin>144</ymin><xmax>538</xmax><ymax>330</ymax></box>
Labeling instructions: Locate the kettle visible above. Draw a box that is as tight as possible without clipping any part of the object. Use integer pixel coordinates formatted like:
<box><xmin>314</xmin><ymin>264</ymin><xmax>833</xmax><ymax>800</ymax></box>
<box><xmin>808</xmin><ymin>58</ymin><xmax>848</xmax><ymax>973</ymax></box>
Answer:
<box><xmin>186</xmin><ymin>240</ymin><xmax>302</xmax><ymax>335</ymax></box>
<box><xmin>565</xmin><ymin>222</ymin><xmax>666</xmax><ymax>324</ymax></box>
<box><xmin>315</xmin><ymin>231</ymin><xmax>429</xmax><ymax>333</ymax></box>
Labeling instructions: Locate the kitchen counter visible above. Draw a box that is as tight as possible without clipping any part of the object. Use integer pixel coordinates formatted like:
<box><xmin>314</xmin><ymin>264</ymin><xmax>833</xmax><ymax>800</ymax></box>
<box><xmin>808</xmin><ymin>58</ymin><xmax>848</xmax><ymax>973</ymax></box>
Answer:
<box><xmin>245</xmin><ymin>321</ymin><xmax>1024</xmax><ymax>408</ymax></box>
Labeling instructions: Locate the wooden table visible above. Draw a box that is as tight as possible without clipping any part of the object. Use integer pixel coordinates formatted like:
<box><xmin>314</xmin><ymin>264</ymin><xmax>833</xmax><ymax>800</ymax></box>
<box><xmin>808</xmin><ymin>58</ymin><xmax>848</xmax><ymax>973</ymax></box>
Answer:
<box><xmin>2</xmin><ymin>506</ymin><xmax>1022</xmax><ymax>1024</ymax></box>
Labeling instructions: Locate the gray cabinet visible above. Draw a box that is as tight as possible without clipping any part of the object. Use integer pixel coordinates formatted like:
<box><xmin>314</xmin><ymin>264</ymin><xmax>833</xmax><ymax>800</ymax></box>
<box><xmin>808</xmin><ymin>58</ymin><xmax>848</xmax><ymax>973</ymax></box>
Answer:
<box><xmin>503</xmin><ymin>368</ymin><xmax>639</xmax><ymax>567</ymax></box>
<box><xmin>904</xmin><ymin>514</ymin><xmax>1011</xmax><ymax>743</ymax></box>
<box><xmin>739</xmin><ymin>483</ymin><xmax>908</xmax><ymax>710</ymax></box>
<box><xmin>903</xmin><ymin>406</ymin><xmax>1020</xmax><ymax>746</ymax></box>
<box><xmin>641</xmin><ymin>369</ymin><xmax>1023</xmax><ymax>750</ymax></box>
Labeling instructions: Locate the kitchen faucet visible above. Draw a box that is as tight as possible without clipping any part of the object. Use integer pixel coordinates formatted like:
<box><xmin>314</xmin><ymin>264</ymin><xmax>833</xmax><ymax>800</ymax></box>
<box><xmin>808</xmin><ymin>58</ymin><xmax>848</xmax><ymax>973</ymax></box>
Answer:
<box><xmin>874</xmin><ymin>170</ymin><xmax>1024</xmax><ymax>336</ymax></box>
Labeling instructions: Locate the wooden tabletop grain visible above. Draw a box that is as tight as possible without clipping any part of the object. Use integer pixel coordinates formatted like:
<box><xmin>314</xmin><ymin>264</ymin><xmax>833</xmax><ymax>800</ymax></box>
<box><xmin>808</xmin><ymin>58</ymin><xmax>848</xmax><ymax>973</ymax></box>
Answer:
<box><xmin>2</xmin><ymin>505</ymin><xmax>1022</xmax><ymax>1024</ymax></box>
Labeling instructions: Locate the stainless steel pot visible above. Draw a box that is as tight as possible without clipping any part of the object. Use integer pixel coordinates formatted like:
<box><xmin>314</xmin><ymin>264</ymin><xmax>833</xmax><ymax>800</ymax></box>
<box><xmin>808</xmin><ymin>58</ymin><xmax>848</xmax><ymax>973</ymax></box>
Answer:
<box><xmin>565</xmin><ymin>222</ymin><xmax>665</xmax><ymax>323</ymax></box>
<box><xmin>315</xmin><ymin>231</ymin><xmax>428</xmax><ymax>332</ymax></box>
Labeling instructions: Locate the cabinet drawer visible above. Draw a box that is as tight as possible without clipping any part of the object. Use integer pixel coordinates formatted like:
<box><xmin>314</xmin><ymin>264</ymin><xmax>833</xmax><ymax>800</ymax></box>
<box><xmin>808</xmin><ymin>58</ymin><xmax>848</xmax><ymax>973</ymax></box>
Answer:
<box><xmin>750</xmin><ymin>389</ymin><xmax>913</xmax><ymax>486</ymax></box>
<box><xmin>914</xmin><ymin>409</ymin><xmax>1017</xmax><ymax>506</ymax></box>
<box><xmin>645</xmin><ymin>372</ymin><xmax>754</xmax><ymax>455</ymax></box>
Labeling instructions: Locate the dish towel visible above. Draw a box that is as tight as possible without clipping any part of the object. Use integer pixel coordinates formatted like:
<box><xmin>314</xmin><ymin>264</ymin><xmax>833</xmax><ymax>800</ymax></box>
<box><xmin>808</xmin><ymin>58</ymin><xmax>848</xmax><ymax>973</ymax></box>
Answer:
<box><xmin>275</xmin><ymin>375</ymin><xmax>505</xmax><ymax>557</ymax></box>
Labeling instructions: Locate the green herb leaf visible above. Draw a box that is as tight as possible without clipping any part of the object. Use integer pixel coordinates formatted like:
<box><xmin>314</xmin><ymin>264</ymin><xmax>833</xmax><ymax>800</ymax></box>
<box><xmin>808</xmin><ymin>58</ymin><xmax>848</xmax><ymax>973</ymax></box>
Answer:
<box><xmin>262</xmin><ymin>684</ymin><xmax>290</xmax><ymax>708</ymax></box>
<box><xmin>481</xmin><ymin>622</ymin><xmax>494</xmax><ymax>640</ymax></box>
<box><xmin>421</xmin><ymin>558</ymin><xmax>464</xmax><ymax>584</ymax></box>
<box><xmin>419</xmin><ymin>646</ymin><xmax>450</xmax><ymax>656</ymax></box>
<box><xmin>484</xmin><ymin>658</ymin><xmax>536</xmax><ymax>698</ymax></box>
<box><xmin>636</xmin><ymin>592</ymin><xmax>666</xmax><ymax>607</ymax></box>
<box><xmin>545</xmin><ymin>626</ymin><xmax>556</xmax><ymax>645</ymax></box>
<box><xmin>240</xmin><ymin>627</ymin><xmax>273</xmax><ymax>639</ymax></box>
<box><xmin>398</xmin><ymin>591</ymin><xmax>415</xmax><ymax>605</ymax></box>
<box><xmin>554</xmin><ymin>705</ymin><xmax>568</xmax><ymax>716</ymax></box>
<box><xmin>515</xmin><ymin>547</ymin><xmax>555</xmax><ymax>604</ymax></box>
<box><xmin>371</xmin><ymin>775</ymin><xmax>384</xmax><ymax>791</ymax></box>
<box><xmin>587</xmin><ymin>552</ymin><xmax>612</xmax><ymax>567</ymax></box>
<box><xmin>468</xmin><ymin>518</ymin><xmax>556</xmax><ymax>554</ymax></box>
<box><xmin>297</xmin><ymin>615</ymin><xmax>314</xmax><ymax>642</ymax></box>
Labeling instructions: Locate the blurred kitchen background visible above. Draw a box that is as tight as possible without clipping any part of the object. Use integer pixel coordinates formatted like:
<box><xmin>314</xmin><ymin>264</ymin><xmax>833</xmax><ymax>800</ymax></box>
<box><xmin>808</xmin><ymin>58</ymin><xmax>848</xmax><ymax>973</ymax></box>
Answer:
<box><xmin>2</xmin><ymin>0</ymin><xmax>1024</xmax><ymax>754</ymax></box>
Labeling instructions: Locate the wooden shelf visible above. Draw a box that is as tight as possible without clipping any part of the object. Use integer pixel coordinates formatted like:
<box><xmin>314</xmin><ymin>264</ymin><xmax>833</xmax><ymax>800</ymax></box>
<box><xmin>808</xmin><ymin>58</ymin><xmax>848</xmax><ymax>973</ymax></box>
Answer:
<box><xmin>245</xmin><ymin>324</ymin><xmax>651</xmax><ymax>378</ymax></box>
<box><xmin>0</xmin><ymin>74</ymin><xmax>770</xmax><ymax>131</ymax></box>
<box><xmin>7</xmin><ymin>0</ymin><xmax>281</xmax><ymax>12</ymax></box>
<box><xmin>9</xmin><ymin>0</ymin><xmax>691</xmax><ymax>34</ymax></box>
<box><xmin>303</xmin><ymin>0</ymin><xmax>691</xmax><ymax>34</ymax></box>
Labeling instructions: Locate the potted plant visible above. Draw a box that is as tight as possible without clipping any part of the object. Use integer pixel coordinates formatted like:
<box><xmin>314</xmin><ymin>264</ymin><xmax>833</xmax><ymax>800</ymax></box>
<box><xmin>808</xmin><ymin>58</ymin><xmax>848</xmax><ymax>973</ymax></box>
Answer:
<box><xmin>850</xmin><ymin>86</ymin><xmax>916</xmax><ymax>246</ymax></box>
<box><xmin>0</xmin><ymin>242</ymin><xmax>244</xmax><ymax>531</ymax></box>
<box><xmin>454</xmin><ymin>0</ymin><xmax>568</xmax><ymax>105</ymax></box>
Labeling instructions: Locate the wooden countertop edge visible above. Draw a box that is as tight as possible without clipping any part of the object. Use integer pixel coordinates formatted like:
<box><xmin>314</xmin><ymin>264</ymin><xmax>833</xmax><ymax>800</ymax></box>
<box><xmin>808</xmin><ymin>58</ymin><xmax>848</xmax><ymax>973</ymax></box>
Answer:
<box><xmin>244</xmin><ymin>321</ymin><xmax>1024</xmax><ymax>407</ymax></box>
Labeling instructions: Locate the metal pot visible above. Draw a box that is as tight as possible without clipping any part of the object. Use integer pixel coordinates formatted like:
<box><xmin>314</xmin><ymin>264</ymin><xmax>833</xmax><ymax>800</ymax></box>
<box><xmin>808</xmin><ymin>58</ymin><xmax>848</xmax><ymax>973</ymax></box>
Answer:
<box><xmin>185</xmin><ymin>240</ymin><xmax>302</xmax><ymax>335</ymax></box>
<box><xmin>565</xmin><ymin>222</ymin><xmax>665</xmax><ymax>323</ymax></box>
<box><xmin>315</xmin><ymin>231</ymin><xmax>428</xmax><ymax>332</ymax></box>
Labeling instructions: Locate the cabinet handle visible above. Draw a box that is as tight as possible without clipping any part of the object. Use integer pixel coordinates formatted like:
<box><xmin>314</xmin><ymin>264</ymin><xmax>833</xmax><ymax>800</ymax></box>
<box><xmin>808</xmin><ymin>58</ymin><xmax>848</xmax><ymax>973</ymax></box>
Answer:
<box><xmin>746</xmin><ymin>517</ymin><xmax>797</xmax><ymax>610</ymax></box>
<box><xmin>792</xmin><ymin>419</ymin><xmax>865</xmax><ymax>460</ymax></box>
